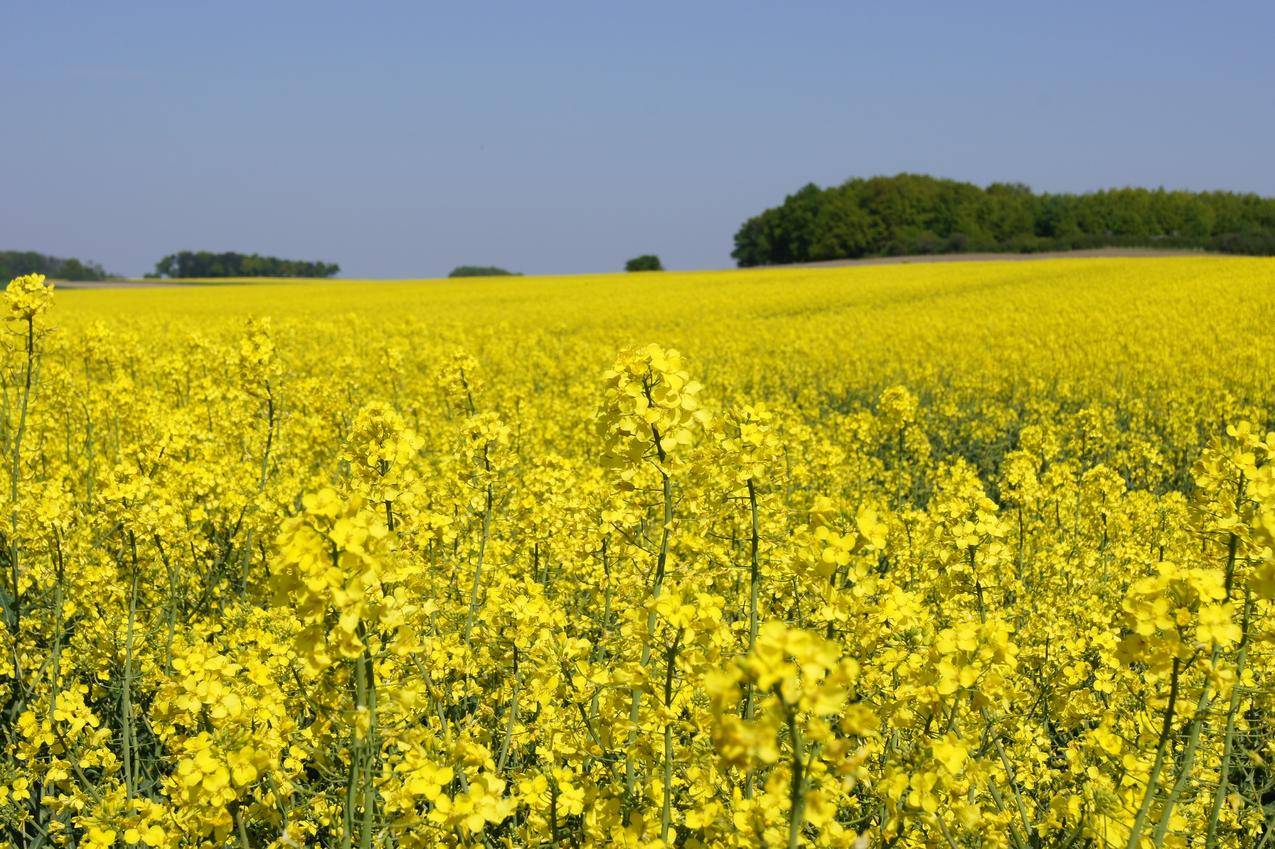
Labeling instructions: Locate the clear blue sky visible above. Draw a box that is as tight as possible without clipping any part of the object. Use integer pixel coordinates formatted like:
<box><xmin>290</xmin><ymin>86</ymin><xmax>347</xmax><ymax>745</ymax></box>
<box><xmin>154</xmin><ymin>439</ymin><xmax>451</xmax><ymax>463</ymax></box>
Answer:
<box><xmin>3</xmin><ymin>2</ymin><xmax>1272</xmax><ymax>278</ymax></box>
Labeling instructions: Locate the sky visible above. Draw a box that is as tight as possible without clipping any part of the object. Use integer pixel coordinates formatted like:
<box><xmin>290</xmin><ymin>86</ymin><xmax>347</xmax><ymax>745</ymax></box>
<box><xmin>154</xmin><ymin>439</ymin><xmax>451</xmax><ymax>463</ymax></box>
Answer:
<box><xmin>3</xmin><ymin>1</ymin><xmax>1273</xmax><ymax>278</ymax></box>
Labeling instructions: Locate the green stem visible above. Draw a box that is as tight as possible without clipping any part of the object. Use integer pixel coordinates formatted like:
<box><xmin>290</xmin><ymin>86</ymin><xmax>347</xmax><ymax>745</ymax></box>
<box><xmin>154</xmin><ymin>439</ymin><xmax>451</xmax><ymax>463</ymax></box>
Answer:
<box><xmin>461</xmin><ymin>483</ymin><xmax>492</xmax><ymax>646</ymax></box>
<box><xmin>496</xmin><ymin>647</ymin><xmax>521</xmax><ymax>773</ymax></box>
<box><xmin>1125</xmin><ymin>658</ymin><xmax>1181</xmax><ymax>849</ymax></box>
<box><xmin>6</xmin><ymin>317</ymin><xmax>35</xmax><ymax>695</ymax></box>
<box><xmin>660</xmin><ymin>630</ymin><xmax>682</xmax><ymax>845</ymax></box>
<box><xmin>236</xmin><ymin>806</ymin><xmax>252</xmax><ymax>849</ymax></box>
<box><xmin>239</xmin><ymin>382</ymin><xmax>276</xmax><ymax>594</ymax></box>
<box><xmin>746</xmin><ymin>478</ymin><xmax>761</xmax><ymax>663</ymax></box>
<box><xmin>360</xmin><ymin>644</ymin><xmax>377</xmax><ymax>849</ymax></box>
<box><xmin>981</xmin><ymin>707</ymin><xmax>1032</xmax><ymax>849</ymax></box>
<box><xmin>786</xmin><ymin>705</ymin><xmax>805</xmax><ymax>849</ymax></box>
<box><xmin>1205</xmin><ymin>590</ymin><xmax>1252</xmax><ymax>848</ymax></box>
<box><xmin>121</xmin><ymin>542</ymin><xmax>140</xmax><ymax>801</ymax></box>
<box><xmin>742</xmin><ymin>477</ymin><xmax>761</xmax><ymax>800</ymax></box>
<box><xmin>626</xmin><ymin>436</ymin><xmax>673</xmax><ymax>802</ymax></box>
<box><xmin>1152</xmin><ymin>682</ymin><xmax>1212</xmax><ymax>845</ymax></box>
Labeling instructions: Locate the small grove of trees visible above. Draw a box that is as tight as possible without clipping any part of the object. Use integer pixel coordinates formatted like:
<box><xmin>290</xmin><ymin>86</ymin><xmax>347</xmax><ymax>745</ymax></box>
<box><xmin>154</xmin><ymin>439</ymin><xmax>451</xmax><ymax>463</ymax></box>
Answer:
<box><xmin>625</xmin><ymin>254</ymin><xmax>664</xmax><ymax>271</ymax></box>
<box><xmin>0</xmin><ymin>251</ymin><xmax>111</xmax><ymax>281</ymax></box>
<box><xmin>731</xmin><ymin>174</ymin><xmax>1275</xmax><ymax>266</ymax></box>
<box><xmin>150</xmin><ymin>251</ymin><xmax>339</xmax><ymax>278</ymax></box>
<box><xmin>448</xmin><ymin>266</ymin><xmax>521</xmax><ymax>278</ymax></box>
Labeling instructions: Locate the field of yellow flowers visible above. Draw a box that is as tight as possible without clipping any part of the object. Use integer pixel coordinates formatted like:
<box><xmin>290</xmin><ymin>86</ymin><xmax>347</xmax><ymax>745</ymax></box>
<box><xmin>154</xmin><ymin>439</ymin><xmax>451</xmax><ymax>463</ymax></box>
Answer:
<box><xmin>1</xmin><ymin>257</ymin><xmax>1274</xmax><ymax>848</ymax></box>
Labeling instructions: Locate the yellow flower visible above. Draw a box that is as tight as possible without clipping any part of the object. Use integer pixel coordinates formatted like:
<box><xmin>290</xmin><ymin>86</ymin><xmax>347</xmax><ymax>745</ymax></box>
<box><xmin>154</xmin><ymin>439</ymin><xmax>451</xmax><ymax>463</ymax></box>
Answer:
<box><xmin>4</xmin><ymin>272</ymin><xmax>54</xmax><ymax>320</ymax></box>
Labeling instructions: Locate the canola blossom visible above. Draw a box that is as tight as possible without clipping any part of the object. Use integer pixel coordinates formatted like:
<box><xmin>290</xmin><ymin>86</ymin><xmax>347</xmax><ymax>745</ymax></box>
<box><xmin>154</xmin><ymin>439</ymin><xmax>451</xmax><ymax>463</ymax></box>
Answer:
<box><xmin>0</xmin><ymin>257</ymin><xmax>1273</xmax><ymax>848</ymax></box>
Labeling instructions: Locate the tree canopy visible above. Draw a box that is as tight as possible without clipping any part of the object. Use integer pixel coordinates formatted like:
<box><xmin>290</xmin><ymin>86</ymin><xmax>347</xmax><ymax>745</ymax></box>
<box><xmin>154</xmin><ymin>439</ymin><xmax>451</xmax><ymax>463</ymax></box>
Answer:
<box><xmin>152</xmin><ymin>251</ymin><xmax>339</xmax><ymax>278</ymax></box>
<box><xmin>625</xmin><ymin>254</ymin><xmax>664</xmax><ymax>272</ymax></box>
<box><xmin>0</xmin><ymin>251</ymin><xmax>111</xmax><ymax>281</ymax></box>
<box><xmin>731</xmin><ymin>174</ymin><xmax>1275</xmax><ymax>266</ymax></box>
<box><xmin>448</xmin><ymin>266</ymin><xmax>521</xmax><ymax>278</ymax></box>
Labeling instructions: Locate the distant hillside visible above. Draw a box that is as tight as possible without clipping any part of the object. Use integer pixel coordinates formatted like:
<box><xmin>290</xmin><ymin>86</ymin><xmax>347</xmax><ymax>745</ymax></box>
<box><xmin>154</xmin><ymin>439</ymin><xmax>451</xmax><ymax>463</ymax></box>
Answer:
<box><xmin>732</xmin><ymin>174</ymin><xmax>1275</xmax><ymax>267</ymax></box>
<box><xmin>0</xmin><ymin>250</ymin><xmax>112</xmax><ymax>281</ymax></box>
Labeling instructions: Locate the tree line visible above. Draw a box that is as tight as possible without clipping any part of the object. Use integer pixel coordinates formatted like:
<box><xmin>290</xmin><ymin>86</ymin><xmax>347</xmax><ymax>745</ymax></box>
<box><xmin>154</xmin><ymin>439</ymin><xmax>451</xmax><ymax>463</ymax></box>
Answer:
<box><xmin>149</xmin><ymin>251</ymin><xmax>339</xmax><ymax>278</ymax></box>
<box><xmin>0</xmin><ymin>251</ymin><xmax>112</xmax><ymax>281</ymax></box>
<box><xmin>448</xmin><ymin>265</ymin><xmax>521</xmax><ymax>278</ymax></box>
<box><xmin>731</xmin><ymin>174</ymin><xmax>1275</xmax><ymax>266</ymax></box>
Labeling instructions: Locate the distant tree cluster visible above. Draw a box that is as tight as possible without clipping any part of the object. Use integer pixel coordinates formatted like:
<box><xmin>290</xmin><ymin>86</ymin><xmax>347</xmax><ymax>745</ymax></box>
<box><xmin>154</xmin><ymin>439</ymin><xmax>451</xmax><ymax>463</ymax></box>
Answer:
<box><xmin>151</xmin><ymin>251</ymin><xmax>339</xmax><ymax>278</ymax></box>
<box><xmin>0</xmin><ymin>251</ymin><xmax>111</xmax><ymax>281</ymax></box>
<box><xmin>625</xmin><ymin>254</ymin><xmax>664</xmax><ymax>272</ymax></box>
<box><xmin>448</xmin><ymin>265</ymin><xmax>521</xmax><ymax>278</ymax></box>
<box><xmin>732</xmin><ymin>174</ymin><xmax>1275</xmax><ymax>266</ymax></box>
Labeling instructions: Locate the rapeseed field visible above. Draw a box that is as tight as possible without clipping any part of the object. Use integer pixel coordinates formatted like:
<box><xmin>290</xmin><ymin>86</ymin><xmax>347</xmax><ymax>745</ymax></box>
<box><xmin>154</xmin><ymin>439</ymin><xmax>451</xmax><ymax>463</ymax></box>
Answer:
<box><xmin>2</xmin><ymin>257</ymin><xmax>1274</xmax><ymax>848</ymax></box>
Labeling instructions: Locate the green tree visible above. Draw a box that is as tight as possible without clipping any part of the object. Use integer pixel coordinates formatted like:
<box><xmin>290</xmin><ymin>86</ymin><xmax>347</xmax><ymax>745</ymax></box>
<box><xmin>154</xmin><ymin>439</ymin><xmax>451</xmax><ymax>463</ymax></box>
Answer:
<box><xmin>0</xmin><ymin>251</ymin><xmax>110</xmax><ymax>281</ymax></box>
<box><xmin>731</xmin><ymin>174</ymin><xmax>1275</xmax><ymax>265</ymax></box>
<box><xmin>448</xmin><ymin>266</ymin><xmax>520</xmax><ymax>278</ymax></box>
<box><xmin>152</xmin><ymin>251</ymin><xmax>339</xmax><ymax>278</ymax></box>
<box><xmin>625</xmin><ymin>255</ymin><xmax>664</xmax><ymax>272</ymax></box>
<box><xmin>809</xmin><ymin>190</ymin><xmax>876</xmax><ymax>260</ymax></box>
